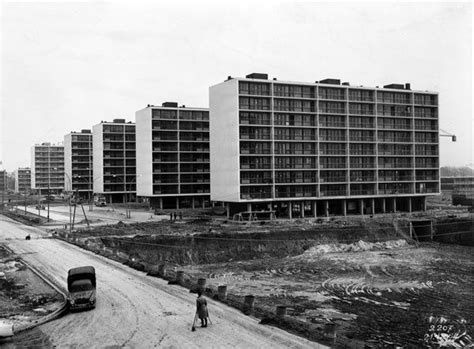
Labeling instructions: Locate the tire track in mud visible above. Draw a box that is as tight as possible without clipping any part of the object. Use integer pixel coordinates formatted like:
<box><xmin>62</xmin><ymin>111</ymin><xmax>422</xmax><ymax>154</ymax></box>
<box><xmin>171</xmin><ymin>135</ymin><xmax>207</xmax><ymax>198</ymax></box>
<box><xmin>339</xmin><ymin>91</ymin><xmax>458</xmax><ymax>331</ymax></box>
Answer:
<box><xmin>112</xmin><ymin>286</ymin><xmax>141</xmax><ymax>347</ymax></box>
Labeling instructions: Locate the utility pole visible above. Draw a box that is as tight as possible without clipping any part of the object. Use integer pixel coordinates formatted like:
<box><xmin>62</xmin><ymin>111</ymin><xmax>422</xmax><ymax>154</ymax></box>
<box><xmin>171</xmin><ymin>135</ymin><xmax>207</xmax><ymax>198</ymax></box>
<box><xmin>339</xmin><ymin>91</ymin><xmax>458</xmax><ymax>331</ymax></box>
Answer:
<box><xmin>47</xmin><ymin>149</ymin><xmax>51</xmax><ymax>222</ymax></box>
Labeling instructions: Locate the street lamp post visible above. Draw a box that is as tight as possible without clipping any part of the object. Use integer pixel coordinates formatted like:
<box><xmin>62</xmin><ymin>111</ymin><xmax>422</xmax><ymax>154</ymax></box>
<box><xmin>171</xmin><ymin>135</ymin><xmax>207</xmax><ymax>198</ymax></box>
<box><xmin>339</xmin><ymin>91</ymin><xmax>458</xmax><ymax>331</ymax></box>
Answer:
<box><xmin>112</xmin><ymin>174</ymin><xmax>136</xmax><ymax>219</ymax></box>
<box><xmin>64</xmin><ymin>172</ymin><xmax>73</xmax><ymax>235</ymax></box>
<box><xmin>73</xmin><ymin>174</ymin><xmax>93</xmax><ymax>212</ymax></box>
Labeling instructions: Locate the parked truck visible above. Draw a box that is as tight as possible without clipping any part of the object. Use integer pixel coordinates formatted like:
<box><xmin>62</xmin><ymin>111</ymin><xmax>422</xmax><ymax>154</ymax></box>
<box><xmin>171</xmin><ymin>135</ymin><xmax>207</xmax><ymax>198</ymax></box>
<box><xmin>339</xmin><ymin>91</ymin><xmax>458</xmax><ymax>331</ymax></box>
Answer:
<box><xmin>67</xmin><ymin>266</ymin><xmax>96</xmax><ymax>310</ymax></box>
<box><xmin>94</xmin><ymin>195</ymin><xmax>107</xmax><ymax>207</ymax></box>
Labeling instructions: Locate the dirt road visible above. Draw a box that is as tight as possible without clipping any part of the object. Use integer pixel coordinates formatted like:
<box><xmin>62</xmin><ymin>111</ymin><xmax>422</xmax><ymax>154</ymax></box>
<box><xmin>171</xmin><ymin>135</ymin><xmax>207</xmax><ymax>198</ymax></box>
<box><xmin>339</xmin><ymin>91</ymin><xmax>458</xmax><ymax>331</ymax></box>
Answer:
<box><xmin>0</xmin><ymin>215</ymin><xmax>322</xmax><ymax>348</ymax></box>
<box><xmin>24</xmin><ymin>205</ymin><xmax>167</xmax><ymax>226</ymax></box>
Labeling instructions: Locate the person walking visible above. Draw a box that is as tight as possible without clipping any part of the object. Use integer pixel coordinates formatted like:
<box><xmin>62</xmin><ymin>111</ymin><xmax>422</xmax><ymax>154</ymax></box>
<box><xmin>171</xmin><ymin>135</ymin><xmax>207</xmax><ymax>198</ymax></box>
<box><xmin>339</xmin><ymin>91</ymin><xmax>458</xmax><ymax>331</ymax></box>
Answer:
<box><xmin>196</xmin><ymin>290</ymin><xmax>209</xmax><ymax>327</ymax></box>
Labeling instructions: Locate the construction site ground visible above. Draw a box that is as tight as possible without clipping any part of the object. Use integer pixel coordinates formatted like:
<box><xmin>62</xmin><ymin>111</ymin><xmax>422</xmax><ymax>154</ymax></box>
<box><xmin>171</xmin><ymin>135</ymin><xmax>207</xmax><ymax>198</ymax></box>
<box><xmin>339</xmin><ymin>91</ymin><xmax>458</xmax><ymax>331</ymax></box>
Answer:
<box><xmin>60</xmin><ymin>209</ymin><xmax>474</xmax><ymax>348</ymax></box>
<box><xmin>0</xmin><ymin>245</ymin><xmax>63</xmax><ymax>347</ymax></box>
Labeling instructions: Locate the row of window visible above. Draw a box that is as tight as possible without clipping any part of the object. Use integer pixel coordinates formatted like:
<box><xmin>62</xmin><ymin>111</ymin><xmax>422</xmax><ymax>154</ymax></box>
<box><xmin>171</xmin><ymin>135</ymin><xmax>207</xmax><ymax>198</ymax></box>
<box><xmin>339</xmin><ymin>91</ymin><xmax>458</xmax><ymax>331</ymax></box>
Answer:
<box><xmin>102</xmin><ymin>125</ymin><xmax>135</xmax><ymax>133</ymax></box>
<box><xmin>238</xmin><ymin>82</ymin><xmax>436</xmax><ymax>105</ymax></box>
<box><xmin>152</xmin><ymin>184</ymin><xmax>209</xmax><ymax>194</ymax></box>
<box><xmin>151</xmin><ymin>109</ymin><xmax>209</xmax><ymax>121</ymax></box>
<box><xmin>239</xmin><ymin>144</ymin><xmax>439</xmax><ymax>160</ymax></box>
<box><xmin>153</xmin><ymin>133</ymin><xmax>209</xmax><ymax>141</ymax></box>
<box><xmin>153</xmin><ymin>154</ymin><xmax>209</xmax><ymax>163</ymax></box>
<box><xmin>152</xmin><ymin>121</ymin><xmax>209</xmax><ymax>131</ymax></box>
<box><xmin>152</xmin><ymin>174</ymin><xmax>209</xmax><ymax>184</ymax></box>
<box><xmin>153</xmin><ymin>164</ymin><xmax>209</xmax><ymax>173</ymax></box>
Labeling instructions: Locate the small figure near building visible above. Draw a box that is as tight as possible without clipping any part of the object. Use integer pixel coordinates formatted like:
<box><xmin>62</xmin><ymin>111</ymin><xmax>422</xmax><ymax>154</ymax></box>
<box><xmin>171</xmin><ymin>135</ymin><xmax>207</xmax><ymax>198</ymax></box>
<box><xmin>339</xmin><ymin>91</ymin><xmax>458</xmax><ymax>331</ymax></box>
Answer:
<box><xmin>196</xmin><ymin>290</ymin><xmax>209</xmax><ymax>328</ymax></box>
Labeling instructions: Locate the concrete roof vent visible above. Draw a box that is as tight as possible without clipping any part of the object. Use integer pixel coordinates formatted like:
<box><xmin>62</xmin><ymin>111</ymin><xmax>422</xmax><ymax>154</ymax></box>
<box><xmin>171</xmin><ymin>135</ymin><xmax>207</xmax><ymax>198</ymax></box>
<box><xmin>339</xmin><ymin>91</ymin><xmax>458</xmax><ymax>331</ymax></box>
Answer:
<box><xmin>81</xmin><ymin>129</ymin><xmax>91</xmax><ymax>134</ymax></box>
<box><xmin>383</xmin><ymin>83</ymin><xmax>405</xmax><ymax>90</ymax></box>
<box><xmin>113</xmin><ymin>118</ymin><xmax>126</xmax><ymax>123</ymax></box>
<box><xmin>405</xmin><ymin>83</ymin><xmax>411</xmax><ymax>90</ymax></box>
<box><xmin>162</xmin><ymin>102</ymin><xmax>178</xmax><ymax>108</ymax></box>
<box><xmin>319</xmin><ymin>78</ymin><xmax>341</xmax><ymax>85</ymax></box>
<box><xmin>342</xmin><ymin>82</ymin><xmax>350</xmax><ymax>86</ymax></box>
<box><xmin>226</xmin><ymin>76</ymin><xmax>232</xmax><ymax>81</ymax></box>
<box><xmin>245</xmin><ymin>73</ymin><xmax>268</xmax><ymax>80</ymax></box>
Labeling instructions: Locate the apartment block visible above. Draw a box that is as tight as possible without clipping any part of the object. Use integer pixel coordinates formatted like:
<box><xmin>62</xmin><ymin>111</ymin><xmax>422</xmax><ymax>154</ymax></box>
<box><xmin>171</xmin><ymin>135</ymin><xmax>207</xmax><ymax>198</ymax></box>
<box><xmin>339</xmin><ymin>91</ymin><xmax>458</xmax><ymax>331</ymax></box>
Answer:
<box><xmin>92</xmin><ymin>119</ymin><xmax>136</xmax><ymax>203</ymax></box>
<box><xmin>64</xmin><ymin>130</ymin><xmax>93</xmax><ymax>200</ymax></box>
<box><xmin>30</xmin><ymin>143</ymin><xmax>65</xmax><ymax>195</ymax></box>
<box><xmin>210</xmin><ymin>73</ymin><xmax>439</xmax><ymax>218</ymax></box>
<box><xmin>0</xmin><ymin>170</ymin><xmax>6</xmax><ymax>192</ymax></box>
<box><xmin>15</xmin><ymin>167</ymin><xmax>31</xmax><ymax>193</ymax></box>
<box><xmin>136</xmin><ymin>102</ymin><xmax>210</xmax><ymax>209</ymax></box>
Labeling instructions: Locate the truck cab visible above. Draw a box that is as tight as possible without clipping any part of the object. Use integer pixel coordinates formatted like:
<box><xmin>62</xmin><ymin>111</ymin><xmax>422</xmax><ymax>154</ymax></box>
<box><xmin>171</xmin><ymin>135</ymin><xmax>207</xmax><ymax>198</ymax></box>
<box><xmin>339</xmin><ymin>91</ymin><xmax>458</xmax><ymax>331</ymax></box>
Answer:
<box><xmin>67</xmin><ymin>266</ymin><xmax>96</xmax><ymax>310</ymax></box>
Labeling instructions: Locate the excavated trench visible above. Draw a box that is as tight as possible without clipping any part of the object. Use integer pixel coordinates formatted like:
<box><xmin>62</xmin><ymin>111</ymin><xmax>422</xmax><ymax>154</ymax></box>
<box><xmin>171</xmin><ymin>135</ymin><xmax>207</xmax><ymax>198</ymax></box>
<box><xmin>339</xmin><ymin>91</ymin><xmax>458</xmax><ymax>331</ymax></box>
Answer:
<box><xmin>97</xmin><ymin>221</ymin><xmax>405</xmax><ymax>265</ymax></box>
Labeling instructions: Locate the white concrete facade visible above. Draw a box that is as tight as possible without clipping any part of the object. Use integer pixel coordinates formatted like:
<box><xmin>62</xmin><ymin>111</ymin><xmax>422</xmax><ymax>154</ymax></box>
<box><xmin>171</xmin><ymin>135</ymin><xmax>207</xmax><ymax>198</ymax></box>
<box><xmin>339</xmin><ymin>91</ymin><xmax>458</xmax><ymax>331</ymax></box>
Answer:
<box><xmin>64</xmin><ymin>133</ymin><xmax>73</xmax><ymax>192</ymax></box>
<box><xmin>135</xmin><ymin>108</ymin><xmax>153</xmax><ymax>197</ymax></box>
<box><xmin>92</xmin><ymin>123</ymin><xmax>105</xmax><ymax>194</ymax></box>
<box><xmin>209</xmin><ymin>79</ymin><xmax>241</xmax><ymax>202</ymax></box>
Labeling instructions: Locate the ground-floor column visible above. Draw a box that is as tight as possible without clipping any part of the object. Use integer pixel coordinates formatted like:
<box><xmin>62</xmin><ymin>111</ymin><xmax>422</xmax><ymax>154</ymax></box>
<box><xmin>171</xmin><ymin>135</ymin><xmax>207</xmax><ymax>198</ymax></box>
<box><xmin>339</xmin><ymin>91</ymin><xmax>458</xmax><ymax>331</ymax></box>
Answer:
<box><xmin>192</xmin><ymin>197</ymin><xmax>195</xmax><ymax>209</ymax></box>
<box><xmin>301</xmin><ymin>202</ymin><xmax>305</xmax><ymax>218</ymax></box>
<box><xmin>382</xmin><ymin>198</ymin><xmax>386</xmax><ymax>213</ymax></box>
<box><xmin>247</xmin><ymin>203</ymin><xmax>252</xmax><ymax>212</ymax></box>
<box><xmin>408</xmin><ymin>197</ymin><xmax>412</xmax><ymax>213</ymax></box>
<box><xmin>422</xmin><ymin>196</ymin><xmax>427</xmax><ymax>211</ymax></box>
<box><xmin>212</xmin><ymin>201</ymin><xmax>215</xmax><ymax>208</ymax></box>
<box><xmin>159</xmin><ymin>197</ymin><xmax>163</xmax><ymax>210</ymax></box>
<box><xmin>202</xmin><ymin>199</ymin><xmax>205</xmax><ymax>209</ymax></box>
<box><xmin>359</xmin><ymin>199</ymin><xmax>364</xmax><ymax>215</ymax></box>
<box><xmin>342</xmin><ymin>200</ymin><xmax>347</xmax><ymax>216</ymax></box>
<box><xmin>312</xmin><ymin>201</ymin><xmax>317</xmax><ymax>218</ymax></box>
<box><xmin>371</xmin><ymin>198</ymin><xmax>375</xmax><ymax>215</ymax></box>
<box><xmin>325</xmin><ymin>201</ymin><xmax>329</xmax><ymax>217</ymax></box>
<box><xmin>226</xmin><ymin>204</ymin><xmax>230</xmax><ymax>219</ymax></box>
<box><xmin>176</xmin><ymin>197</ymin><xmax>180</xmax><ymax>210</ymax></box>
<box><xmin>288</xmin><ymin>202</ymin><xmax>293</xmax><ymax>219</ymax></box>
<box><xmin>221</xmin><ymin>202</ymin><xmax>225</xmax><ymax>207</ymax></box>
<box><xmin>393</xmin><ymin>198</ymin><xmax>397</xmax><ymax>213</ymax></box>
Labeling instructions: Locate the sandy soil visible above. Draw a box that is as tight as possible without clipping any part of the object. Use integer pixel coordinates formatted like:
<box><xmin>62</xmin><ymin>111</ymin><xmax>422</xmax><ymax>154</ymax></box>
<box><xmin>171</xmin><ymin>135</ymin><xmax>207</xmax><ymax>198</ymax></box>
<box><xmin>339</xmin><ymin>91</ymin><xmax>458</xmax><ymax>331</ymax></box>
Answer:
<box><xmin>0</xmin><ymin>214</ymin><xmax>323</xmax><ymax>348</ymax></box>
<box><xmin>184</xmin><ymin>240</ymin><xmax>474</xmax><ymax>348</ymax></box>
<box><xmin>0</xmin><ymin>245</ymin><xmax>63</xmax><ymax>331</ymax></box>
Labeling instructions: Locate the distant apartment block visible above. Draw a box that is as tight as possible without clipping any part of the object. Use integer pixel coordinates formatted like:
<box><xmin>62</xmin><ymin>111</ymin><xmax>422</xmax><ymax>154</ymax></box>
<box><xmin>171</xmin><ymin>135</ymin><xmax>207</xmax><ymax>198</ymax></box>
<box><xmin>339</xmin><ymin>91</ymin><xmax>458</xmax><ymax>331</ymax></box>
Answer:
<box><xmin>136</xmin><ymin>102</ymin><xmax>210</xmax><ymax>209</ymax></box>
<box><xmin>93</xmin><ymin>119</ymin><xmax>136</xmax><ymax>203</ymax></box>
<box><xmin>210</xmin><ymin>73</ymin><xmax>439</xmax><ymax>218</ymax></box>
<box><xmin>64</xmin><ymin>130</ymin><xmax>93</xmax><ymax>200</ymax></box>
<box><xmin>30</xmin><ymin>143</ymin><xmax>65</xmax><ymax>195</ymax></box>
<box><xmin>0</xmin><ymin>170</ymin><xmax>6</xmax><ymax>192</ymax></box>
<box><xmin>15</xmin><ymin>167</ymin><xmax>31</xmax><ymax>193</ymax></box>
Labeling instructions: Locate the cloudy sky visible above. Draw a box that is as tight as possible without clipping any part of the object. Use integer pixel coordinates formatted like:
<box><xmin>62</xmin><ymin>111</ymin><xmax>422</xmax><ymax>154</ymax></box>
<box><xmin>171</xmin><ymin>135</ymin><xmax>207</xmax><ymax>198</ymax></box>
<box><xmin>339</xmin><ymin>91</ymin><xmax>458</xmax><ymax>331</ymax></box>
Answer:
<box><xmin>1</xmin><ymin>1</ymin><xmax>472</xmax><ymax>171</ymax></box>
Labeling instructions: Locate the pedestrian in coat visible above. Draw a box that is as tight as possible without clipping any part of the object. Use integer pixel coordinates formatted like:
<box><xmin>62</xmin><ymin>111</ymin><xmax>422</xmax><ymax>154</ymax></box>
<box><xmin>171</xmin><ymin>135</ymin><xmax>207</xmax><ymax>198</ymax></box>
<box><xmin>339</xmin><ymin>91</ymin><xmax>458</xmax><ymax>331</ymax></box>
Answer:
<box><xmin>196</xmin><ymin>290</ymin><xmax>209</xmax><ymax>327</ymax></box>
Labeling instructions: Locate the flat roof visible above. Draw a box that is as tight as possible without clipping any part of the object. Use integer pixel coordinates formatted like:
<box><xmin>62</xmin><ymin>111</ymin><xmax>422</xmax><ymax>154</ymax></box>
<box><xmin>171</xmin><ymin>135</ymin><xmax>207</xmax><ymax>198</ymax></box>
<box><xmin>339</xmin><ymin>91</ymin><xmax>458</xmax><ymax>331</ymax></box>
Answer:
<box><xmin>212</xmin><ymin>76</ymin><xmax>438</xmax><ymax>94</ymax></box>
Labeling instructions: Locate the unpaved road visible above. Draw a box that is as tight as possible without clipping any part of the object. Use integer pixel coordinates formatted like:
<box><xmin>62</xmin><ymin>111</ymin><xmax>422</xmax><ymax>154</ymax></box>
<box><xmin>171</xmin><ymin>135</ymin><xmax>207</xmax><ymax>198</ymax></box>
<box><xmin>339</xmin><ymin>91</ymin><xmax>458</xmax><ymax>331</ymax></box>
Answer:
<box><xmin>24</xmin><ymin>205</ymin><xmax>167</xmax><ymax>226</ymax></box>
<box><xmin>0</xmin><ymin>215</ymin><xmax>323</xmax><ymax>348</ymax></box>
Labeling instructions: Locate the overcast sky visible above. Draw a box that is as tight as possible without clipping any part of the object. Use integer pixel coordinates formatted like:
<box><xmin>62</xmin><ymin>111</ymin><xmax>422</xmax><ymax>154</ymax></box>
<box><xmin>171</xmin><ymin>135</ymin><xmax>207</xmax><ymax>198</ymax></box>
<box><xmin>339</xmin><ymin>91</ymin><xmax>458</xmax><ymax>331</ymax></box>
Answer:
<box><xmin>1</xmin><ymin>1</ymin><xmax>472</xmax><ymax>171</ymax></box>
